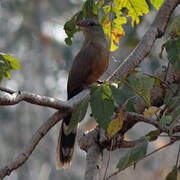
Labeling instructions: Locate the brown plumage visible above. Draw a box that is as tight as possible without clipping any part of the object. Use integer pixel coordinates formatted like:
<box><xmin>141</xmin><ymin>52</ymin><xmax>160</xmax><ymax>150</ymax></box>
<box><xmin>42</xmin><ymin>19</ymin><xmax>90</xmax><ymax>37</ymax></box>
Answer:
<box><xmin>56</xmin><ymin>19</ymin><xmax>110</xmax><ymax>169</ymax></box>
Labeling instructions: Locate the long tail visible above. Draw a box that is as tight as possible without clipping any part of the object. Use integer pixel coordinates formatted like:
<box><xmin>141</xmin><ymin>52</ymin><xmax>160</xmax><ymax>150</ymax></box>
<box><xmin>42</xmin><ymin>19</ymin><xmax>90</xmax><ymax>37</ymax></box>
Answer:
<box><xmin>56</xmin><ymin>115</ymin><xmax>77</xmax><ymax>169</ymax></box>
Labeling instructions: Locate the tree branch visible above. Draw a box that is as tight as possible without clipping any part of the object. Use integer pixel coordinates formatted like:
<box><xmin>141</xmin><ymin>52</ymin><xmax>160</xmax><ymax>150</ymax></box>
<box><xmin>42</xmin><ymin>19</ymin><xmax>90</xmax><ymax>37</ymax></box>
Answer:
<box><xmin>79</xmin><ymin>129</ymin><xmax>103</xmax><ymax>180</ymax></box>
<box><xmin>0</xmin><ymin>86</ymin><xmax>90</xmax><ymax>110</ymax></box>
<box><xmin>84</xmin><ymin>111</ymin><xmax>179</xmax><ymax>152</ymax></box>
<box><xmin>0</xmin><ymin>110</ymin><xmax>70</xmax><ymax>179</ymax></box>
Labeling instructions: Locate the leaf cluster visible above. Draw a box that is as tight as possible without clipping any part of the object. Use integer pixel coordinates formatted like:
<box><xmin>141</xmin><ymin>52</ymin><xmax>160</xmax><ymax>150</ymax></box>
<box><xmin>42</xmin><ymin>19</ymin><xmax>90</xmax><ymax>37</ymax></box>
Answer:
<box><xmin>0</xmin><ymin>53</ymin><xmax>21</xmax><ymax>83</ymax></box>
<box><xmin>64</xmin><ymin>0</ymin><xmax>165</xmax><ymax>51</ymax></box>
<box><xmin>68</xmin><ymin>72</ymin><xmax>156</xmax><ymax>137</ymax></box>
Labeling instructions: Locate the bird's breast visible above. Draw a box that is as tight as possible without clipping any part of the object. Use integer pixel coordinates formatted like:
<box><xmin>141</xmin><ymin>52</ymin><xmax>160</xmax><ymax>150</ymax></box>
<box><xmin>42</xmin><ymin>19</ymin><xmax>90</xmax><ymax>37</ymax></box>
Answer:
<box><xmin>85</xmin><ymin>43</ymin><xmax>110</xmax><ymax>85</ymax></box>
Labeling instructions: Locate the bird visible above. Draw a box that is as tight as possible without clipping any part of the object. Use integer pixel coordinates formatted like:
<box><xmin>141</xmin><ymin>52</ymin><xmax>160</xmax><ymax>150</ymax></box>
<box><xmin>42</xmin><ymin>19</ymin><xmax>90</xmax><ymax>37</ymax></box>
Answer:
<box><xmin>56</xmin><ymin>18</ymin><xmax>110</xmax><ymax>169</ymax></box>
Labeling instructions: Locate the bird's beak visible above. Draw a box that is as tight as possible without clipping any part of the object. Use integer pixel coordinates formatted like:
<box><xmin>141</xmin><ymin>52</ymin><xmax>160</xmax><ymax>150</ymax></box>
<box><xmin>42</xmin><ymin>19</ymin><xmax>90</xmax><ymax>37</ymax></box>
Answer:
<box><xmin>77</xmin><ymin>20</ymin><xmax>86</xmax><ymax>27</ymax></box>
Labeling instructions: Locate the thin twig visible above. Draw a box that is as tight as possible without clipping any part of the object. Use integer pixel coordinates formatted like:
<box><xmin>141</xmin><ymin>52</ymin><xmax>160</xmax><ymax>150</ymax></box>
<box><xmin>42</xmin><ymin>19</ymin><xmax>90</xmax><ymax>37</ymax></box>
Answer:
<box><xmin>142</xmin><ymin>72</ymin><xmax>175</xmax><ymax>95</ymax></box>
<box><xmin>164</xmin><ymin>62</ymin><xmax>170</xmax><ymax>82</ymax></box>
<box><xmin>175</xmin><ymin>145</ymin><xmax>180</xmax><ymax>167</ymax></box>
<box><xmin>103</xmin><ymin>139</ymin><xmax>113</xmax><ymax>180</ymax></box>
<box><xmin>105</xmin><ymin>139</ymin><xmax>178</xmax><ymax>180</ymax></box>
<box><xmin>123</xmin><ymin>80</ymin><xmax>150</xmax><ymax>106</ymax></box>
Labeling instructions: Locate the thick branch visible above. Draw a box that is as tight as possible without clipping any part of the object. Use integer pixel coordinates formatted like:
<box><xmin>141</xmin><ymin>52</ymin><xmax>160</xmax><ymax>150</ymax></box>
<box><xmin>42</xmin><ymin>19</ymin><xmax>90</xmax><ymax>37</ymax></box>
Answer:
<box><xmin>0</xmin><ymin>110</ymin><xmax>70</xmax><ymax>179</ymax></box>
<box><xmin>0</xmin><ymin>86</ymin><xmax>90</xmax><ymax>110</ymax></box>
<box><xmin>81</xmin><ymin>112</ymin><xmax>180</xmax><ymax>152</ymax></box>
<box><xmin>108</xmin><ymin>0</ymin><xmax>180</xmax><ymax>81</ymax></box>
<box><xmin>79</xmin><ymin>129</ymin><xmax>103</xmax><ymax>180</ymax></box>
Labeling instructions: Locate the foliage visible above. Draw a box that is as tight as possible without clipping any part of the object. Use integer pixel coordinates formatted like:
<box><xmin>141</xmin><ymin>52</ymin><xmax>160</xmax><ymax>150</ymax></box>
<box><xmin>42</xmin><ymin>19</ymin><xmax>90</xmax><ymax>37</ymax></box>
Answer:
<box><xmin>144</xmin><ymin>106</ymin><xmax>160</xmax><ymax>118</ymax></box>
<box><xmin>64</xmin><ymin>0</ymin><xmax>165</xmax><ymax>51</ymax></box>
<box><xmin>68</xmin><ymin>72</ymin><xmax>155</xmax><ymax>138</ymax></box>
<box><xmin>90</xmin><ymin>84</ymin><xmax>115</xmax><ymax>130</ymax></box>
<box><xmin>165</xmin><ymin>39</ymin><xmax>180</xmax><ymax>70</ymax></box>
<box><xmin>0</xmin><ymin>53</ymin><xmax>21</xmax><ymax>83</ymax></box>
<box><xmin>64</xmin><ymin>0</ymin><xmax>98</xmax><ymax>46</ymax></box>
<box><xmin>167</xmin><ymin>15</ymin><xmax>180</xmax><ymax>38</ymax></box>
<box><xmin>150</xmin><ymin>0</ymin><xmax>164</xmax><ymax>10</ymax></box>
<box><xmin>165</xmin><ymin>166</ymin><xmax>178</xmax><ymax>180</ymax></box>
<box><xmin>107</xmin><ymin>107</ymin><xmax>124</xmax><ymax>138</ymax></box>
<box><xmin>117</xmin><ymin>137</ymin><xmax>149</xmax><ymax>170</ymax></box>
<box><xmin>67</xmin><ymin>22</ymin><xmax>180</xmax><ymax>174</ymax></box>
<box><xmin>67</xmin><ymin>96</ymin><xmax>89</xmax><ymax>133</ymax></box>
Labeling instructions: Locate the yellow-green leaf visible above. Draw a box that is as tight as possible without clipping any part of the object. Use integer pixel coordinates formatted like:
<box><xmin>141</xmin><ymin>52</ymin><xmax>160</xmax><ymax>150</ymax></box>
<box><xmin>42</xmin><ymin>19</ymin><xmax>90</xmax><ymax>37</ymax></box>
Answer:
<box><xmin>0</xmin><ymin>52</ymin><xmax>20</xmax><ymax>83</ymax></box>
<box><xmin>144</xmin><ymin>106</ymin><xmax>160</xmax><ymax>118</ymax></box>
<box><xmin>150</xmin><ymin>0</ymin><xmax>164</xmax><ymax>10</ymax></box>
<box><xmin>110</xmin><ymin>39</ymin><xmax>119</xmax><ymax>52</ymax></box>
<box><xmin>114</xmin><ymin>0</ymin><xmax>149</xmax><ymax>27</ymax></box>
<box><xmin>107</xmin><ymin>110</ymin><xmax>124</xmax><ymax>138</ymax></box>
<box><xmin>5</xmin><ymin>70</ymin><xmax>11</xmax><ymax>80</ymax></box>
<box><xmin>68</xmin><ymin>96</ymin><xmax>89</xmax><ymax>133</ymax></box>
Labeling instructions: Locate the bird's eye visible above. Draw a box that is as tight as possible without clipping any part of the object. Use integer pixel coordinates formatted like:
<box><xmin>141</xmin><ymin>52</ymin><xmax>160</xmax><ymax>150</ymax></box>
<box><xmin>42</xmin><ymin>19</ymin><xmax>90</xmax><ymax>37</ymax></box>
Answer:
<box><xmin>89</xmin><ymin>22</ymin><xmax>96</xmax><ymax>26</ymax></box>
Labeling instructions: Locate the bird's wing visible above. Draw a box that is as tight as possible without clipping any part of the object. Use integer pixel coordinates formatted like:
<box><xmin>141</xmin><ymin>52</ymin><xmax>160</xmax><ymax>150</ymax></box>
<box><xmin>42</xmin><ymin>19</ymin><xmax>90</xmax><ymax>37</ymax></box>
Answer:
<box><xmin>67</xmin><ymin>42</ymin><xmax>108</xmax><ymax>99</ymax></box>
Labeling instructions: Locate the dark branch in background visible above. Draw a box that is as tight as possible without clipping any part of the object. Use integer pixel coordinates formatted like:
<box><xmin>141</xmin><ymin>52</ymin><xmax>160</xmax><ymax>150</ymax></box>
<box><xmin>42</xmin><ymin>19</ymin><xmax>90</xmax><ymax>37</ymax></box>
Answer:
<box><xmin>0</xmin><ymin>0</ymin><xmax>179</xmax><ymax>179</ymax></box>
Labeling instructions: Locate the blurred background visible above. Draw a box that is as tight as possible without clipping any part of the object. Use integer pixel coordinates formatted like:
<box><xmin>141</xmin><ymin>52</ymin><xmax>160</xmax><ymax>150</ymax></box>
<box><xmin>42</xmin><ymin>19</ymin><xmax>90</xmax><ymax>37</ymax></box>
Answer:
<box><xmin>0</xmin><ymin>0</ymin><xmax>179</xmax><ymax>179</ymax></box>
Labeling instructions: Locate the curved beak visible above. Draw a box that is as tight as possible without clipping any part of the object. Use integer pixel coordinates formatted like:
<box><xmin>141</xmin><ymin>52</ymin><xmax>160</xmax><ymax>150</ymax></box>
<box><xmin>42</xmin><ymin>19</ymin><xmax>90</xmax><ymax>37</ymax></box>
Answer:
<box><xmin>77</xmin><ymin>20</ymin><xmax>86</xmax><ymax>27</ymax></box>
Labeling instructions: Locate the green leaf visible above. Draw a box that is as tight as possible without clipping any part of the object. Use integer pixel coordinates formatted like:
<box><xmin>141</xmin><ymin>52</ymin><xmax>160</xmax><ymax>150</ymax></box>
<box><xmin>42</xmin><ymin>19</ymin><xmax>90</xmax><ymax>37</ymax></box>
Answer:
<box><xmin>5</xmin><ymin>70</ymin><xmax>11</xmax><ymax>80</ymax></box>
<box><xmin>0</xmin><ymin>53</ymin><xmax>20</xmax><ymax>83</ymax></box>
<box><xmin>111</xmin><ymin>82</ymin><xmax>135</xmax><ymax>111</ymax></box>
<box><xmin>158</xmin><ymin>115</ymin><xmax>172</xmax><ymax>128</ymax></box>
<box><xmin>68</xmin><ymin>96</ymin><xmax>89</xmax><ymax>133</ymax></box>
<box><xmin>170</xmin><ymin>96</ymin><xmax>180</xmax><ymax>108</ymax></box>
<box><xmin>90</xmin><ymin>84</ymin><xmax>115</xmax><ymax>130</ymax></box>
<box><xmin>64</xmin><ymin>0</ymin><xmax>99</xmax><ymax>46</ymax></box>
<box><xmin>145</xmin><ymin>129</ymin><xmax>161</xmax><ymax>141</ymax></box>
<box><xmin>129</xmin><ymin>74</ymin><xmax>154</xmax><ymax>106</ymax></box>
<box><xmin>64</xmin><ymin>11</ymin><xmax>83</xmax><ymax>46</ymax></box>
<box><xmin>103</xmin><ymin>5</ymin><xmax>111</xmax><ymax>14</ymax></box>
<box><xmin>82</xmin><ymin>0</ymin><xmax>98</xmax><ymax>18</ymax></box>
<box><xmin>116</xmin><ymin>137</ymin><xmax>149</xmax><ymax>170</ymax></box>
<box><xmin>164</xmin><ymin>89</ymin><xmax>174</xmax><ymax>105</ymax></box>
<box><xmin>2</xmin><ymin>54</ymin><xmax>21</xmax><ymax>70</ymax></box>
<box><xmin>172</xmin><ymin>105</ymin><xmax>180</xmax><ymax>120</ymax></box>
<box><xmin>150</xmin><ymin>0</ymin><xmax>164</xmax><ymax>10</ymax></box>
<box><xmin>153</xmin><ymin>78</ymin><xmax>161</xmax><ymax>87</ymax></box>
<box><xmin>169</xmin><ymin>120</ymin><xmax>177</xmax><ymax>135</ymax></box>
<box><xmin>165</xmin><ymin>166</ymin><xmax>177</xmax><ymax>180</ymax></box>
<box><xmin>116</xmin><ymin>152</ymin><xmax>133</xmax><ymax>170</ymax></box>
<box><xmin>110</xmin><ymin>82</ymin><xmax>135</xmax><ymax>105</ymax></box>
<box><xmin>165</xmin><ymin>39</ymin><xmax>180</xmax><ymax>70</ymax></box>
<box><xmin>168</xmin><ymin>15</ymin><xmax>180</xmax><ymax>38</ymax></box>
<box><xmin>114</xmin><ymin>0</ymin><xmax>149</xmax><ymax>27</ymax></box>
<box><xmin>9</xmin><ymin>58</ymin><xmax>21</xmax><ymax>70</ymax></box>
<box><xmin>131</xmin><ymin>137</ymin><xmax>149</xmax><ymax>162</ymax></box>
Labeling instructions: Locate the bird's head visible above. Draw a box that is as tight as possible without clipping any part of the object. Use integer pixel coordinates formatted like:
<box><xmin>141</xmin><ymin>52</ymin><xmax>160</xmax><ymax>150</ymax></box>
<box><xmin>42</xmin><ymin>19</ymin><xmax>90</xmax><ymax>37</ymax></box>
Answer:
<box><xmin>77</xmin><ymin>19</ymin><xmax>104</xmax><ymax>38</ymax></box>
